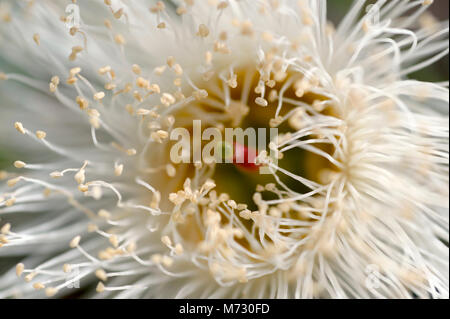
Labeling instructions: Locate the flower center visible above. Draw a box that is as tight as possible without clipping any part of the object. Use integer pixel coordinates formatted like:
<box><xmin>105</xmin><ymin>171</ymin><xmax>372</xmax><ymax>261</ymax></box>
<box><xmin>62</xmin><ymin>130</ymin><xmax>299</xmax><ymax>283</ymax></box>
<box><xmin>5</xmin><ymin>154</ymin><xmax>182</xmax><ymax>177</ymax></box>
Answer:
<box><xmin>147</xmin><ymin>64</ymin><xmax>341</xmax><ymax>258</ymax></box>
<box><xmin>169</xmin><ymin>67</ymin><xmax>338</xmax><ymax>209</ymax></box>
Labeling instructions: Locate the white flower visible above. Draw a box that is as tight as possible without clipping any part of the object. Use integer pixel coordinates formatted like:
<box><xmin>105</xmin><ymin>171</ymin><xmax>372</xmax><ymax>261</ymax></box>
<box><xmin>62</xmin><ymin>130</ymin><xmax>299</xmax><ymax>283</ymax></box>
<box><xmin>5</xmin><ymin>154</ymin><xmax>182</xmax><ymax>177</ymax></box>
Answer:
<box><xmin>0</xmin><ymin>0</ymin><xmax>448</xmax><ymax>299</ymax></box>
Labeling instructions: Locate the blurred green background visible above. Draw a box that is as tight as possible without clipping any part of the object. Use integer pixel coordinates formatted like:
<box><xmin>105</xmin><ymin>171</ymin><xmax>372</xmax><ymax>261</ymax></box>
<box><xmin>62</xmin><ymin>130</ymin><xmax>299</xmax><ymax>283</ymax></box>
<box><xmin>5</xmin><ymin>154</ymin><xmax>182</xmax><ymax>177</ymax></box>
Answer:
<box><xmin>0</xmin><ymin>0</ymin><xmax>448</xmax><ymax>169</ymax></box>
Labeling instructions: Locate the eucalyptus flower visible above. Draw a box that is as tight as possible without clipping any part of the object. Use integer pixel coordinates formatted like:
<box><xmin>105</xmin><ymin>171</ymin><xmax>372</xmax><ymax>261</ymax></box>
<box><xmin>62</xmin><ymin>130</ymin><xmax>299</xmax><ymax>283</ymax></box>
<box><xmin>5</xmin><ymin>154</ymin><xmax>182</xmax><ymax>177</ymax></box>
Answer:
<box><xmin>0</xmin><ymin>0</ymin><xmax>448</xmax><ymax>299</ymax></box>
